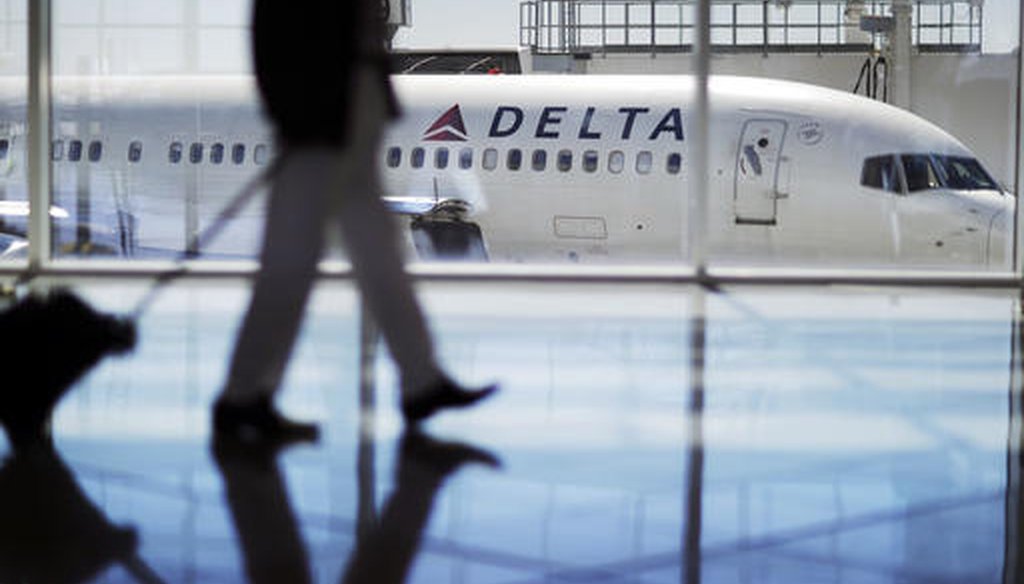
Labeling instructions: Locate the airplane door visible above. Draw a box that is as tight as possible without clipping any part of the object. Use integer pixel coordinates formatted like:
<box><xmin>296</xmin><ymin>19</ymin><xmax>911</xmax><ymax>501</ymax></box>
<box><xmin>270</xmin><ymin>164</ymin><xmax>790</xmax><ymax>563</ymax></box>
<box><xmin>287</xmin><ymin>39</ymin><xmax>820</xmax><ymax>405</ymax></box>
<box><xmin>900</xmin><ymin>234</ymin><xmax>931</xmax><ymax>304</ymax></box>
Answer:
<box><xmin>734</xmin><ymin>120</ymin><xmax>787</xmax><ymax>225</ymax></box>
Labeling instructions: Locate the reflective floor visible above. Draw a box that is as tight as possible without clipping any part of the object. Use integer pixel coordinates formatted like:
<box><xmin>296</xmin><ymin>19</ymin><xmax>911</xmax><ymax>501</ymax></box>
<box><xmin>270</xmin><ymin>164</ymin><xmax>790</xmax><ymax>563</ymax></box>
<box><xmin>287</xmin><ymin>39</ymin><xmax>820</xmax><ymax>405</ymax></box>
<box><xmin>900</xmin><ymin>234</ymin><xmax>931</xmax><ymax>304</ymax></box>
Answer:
<box><xmin>0</xmin><ymin>277</ymin><xmax>1022</xmax><ymax>583</ymax></box>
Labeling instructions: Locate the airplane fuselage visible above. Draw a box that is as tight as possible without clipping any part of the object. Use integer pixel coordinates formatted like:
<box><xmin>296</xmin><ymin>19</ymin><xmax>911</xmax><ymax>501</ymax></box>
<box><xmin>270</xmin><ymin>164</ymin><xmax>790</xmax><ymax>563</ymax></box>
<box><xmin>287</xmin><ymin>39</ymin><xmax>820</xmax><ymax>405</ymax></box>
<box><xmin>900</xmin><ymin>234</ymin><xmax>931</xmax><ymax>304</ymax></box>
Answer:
<box><xmin>0</xmin><ymin>74</ymin><xmax>1012</xmax><ymax>269</ymax></box>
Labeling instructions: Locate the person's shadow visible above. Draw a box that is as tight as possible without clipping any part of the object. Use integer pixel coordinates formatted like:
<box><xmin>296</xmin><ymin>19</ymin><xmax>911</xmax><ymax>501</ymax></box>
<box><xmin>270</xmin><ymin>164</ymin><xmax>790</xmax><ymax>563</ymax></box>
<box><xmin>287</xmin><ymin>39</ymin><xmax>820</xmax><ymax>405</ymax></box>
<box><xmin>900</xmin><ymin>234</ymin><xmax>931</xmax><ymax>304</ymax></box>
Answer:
<box><xmin>213</xmin><ymin>430</ymin><xmax>501</xmax><ymax>584</ymax></box>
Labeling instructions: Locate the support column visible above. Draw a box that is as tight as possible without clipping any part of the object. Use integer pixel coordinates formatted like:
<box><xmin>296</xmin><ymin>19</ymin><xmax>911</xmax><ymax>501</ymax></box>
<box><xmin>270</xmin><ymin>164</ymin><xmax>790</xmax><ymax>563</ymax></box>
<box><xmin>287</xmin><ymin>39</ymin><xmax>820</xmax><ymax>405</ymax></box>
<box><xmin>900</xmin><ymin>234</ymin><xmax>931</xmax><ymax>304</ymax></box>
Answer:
<box><xmin>689</xmin><ymin>0</ymin><xmax>710</xmax><ymax>275</ymax></box>
<box><xmin>844</xmin><ymin>0</ymin><xmax>871</xmax><ymax>45</ymax></box>
<box><xmin>1014</xmin><ymin>0</ymin><xmax>1023</xmax><ymax>275</ymax></box>
<box><xmin>28</xmin><ymin>0</ymin><xmax>53</xmax><ymax>269</ymax></box>
<box><xmin>890</xmin><ymin>0</ymin><xmax>913</xmax><ymax>109</ymax></box>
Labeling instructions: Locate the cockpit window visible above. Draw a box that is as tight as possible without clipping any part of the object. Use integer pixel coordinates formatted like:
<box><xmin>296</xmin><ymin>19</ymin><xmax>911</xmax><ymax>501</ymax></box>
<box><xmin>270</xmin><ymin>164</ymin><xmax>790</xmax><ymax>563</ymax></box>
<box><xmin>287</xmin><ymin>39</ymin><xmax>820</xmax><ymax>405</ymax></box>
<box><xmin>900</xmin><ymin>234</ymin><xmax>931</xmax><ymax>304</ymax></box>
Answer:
<box><xmin>861</xmin><ymin>155</ymin><xmax>901</xmax><ymax>193</ymax></box>
<box><xmin>863</xmin><ymin>153</ymin><xmax>999</xmax><ymax>194</ymax></box>
<box><xmin>932</xmin><ymin>155</ymin><xmax>999</xmax><ymax>191</ymax></box>
<box><xmin>900</xmin><ymin>155</ymin><xmax>940</xmax><ymax>192</ymax></box>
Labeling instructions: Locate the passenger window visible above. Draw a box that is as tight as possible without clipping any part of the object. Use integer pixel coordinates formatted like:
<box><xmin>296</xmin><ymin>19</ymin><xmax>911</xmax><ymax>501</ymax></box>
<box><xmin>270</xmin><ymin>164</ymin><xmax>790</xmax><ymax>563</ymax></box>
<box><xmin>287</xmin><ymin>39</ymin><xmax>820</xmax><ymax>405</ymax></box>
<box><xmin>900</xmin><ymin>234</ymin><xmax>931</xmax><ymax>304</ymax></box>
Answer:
<box><xmin>386</xmin><ymin>146</ymin><xmax>402</xmax><ymax>168</ymax></box>
<box><xmin>861</xmin><ymin>155</ymin><xmax>900</xmax><ymax>192</ymax></box>
<box><xmin>557</xmin><ymin>149</ymin><xmax>572</xmax><ymax>172</ymax></box>
<box><xmin>0</xmin><ymin>139</ymin><xmax>8</xmax><ymax>160</ymax></box>
<box><xmin>232</xmin><ymin>143</ymin><xmax>246</xmax><ymax>164</ymax></box>
<box><xmin>459</xmin><ymin>147</ymin><xmax>473</xmax><ymax>170</ymax></box>
<box><xmin>254</xmin><ymin>144</ymin><xmax>269</xmax><ymax>165</ymax></box>
<box><xmin>583</xmin><ymin>150</ymin><xmax>599</xmax><ymax>173</ymax></box>
<box><xmin>411</xmin><ymin>147</ymin><xmax>425</xmax><ymax>168</ymax></box>
<box><xmin>531</xmin><ymin>149</ymin><xmax>547</xmax><ymax>171</ymax></box>
<box><xmin>667</xmin><ymin>153</ymin><xmax>682</xmax><ymax>175</ymax></box>
<box><xmin>608</xmin><ymin>150</ymin><xmax>624</xmax><ymax>174</ymax></box>
<box><xmin>68</xmin><ymin>139</ymin><xmax>83</xmax><ymax>162</ymax></box>
<box><xmin>507</xmin><ymin>149</ymin><xmax>522</xmax><ymax>171</ymax></box>
<box><xmin>482</xmin><ymin>148</ymin><xmax>498</xmax><ymax>170</ymax></box>
<box><xmin>210</xmin><ymin>143</ymin><xmax>225</xmax><ymax>164</ymax></box>
<box><xmin>189</xmin><ymin>142</ymin><xmax>203</xmax><ymax>164</ymax></box>
<box><xmin>435</xmin><ymin>147</ymin><xmax>449</xmax><ymax>169</ymax></box>
<box><xmin>128</xmin><ymin>141</ymin><xmax>143</xmax><ymax>163</ymax></box>
<box><xmin>901</xmin><ymin>154</ymin><xmax>940</xmax><ymax>192</ymax></box>
<box><xmin>51</xmin><ymin>139</ymin><xmax>64</xmax><ymax>161</ymax></box>
<box><xmin>169</xmin><ymin>141</ymin><xmax>183</xmax><ymax>164</ymax></box>
<box><xmin>636</xmin><ymin>151</ymin><xmax>652</xmax><ymax>174</ymax></box>
<box><xmin>88</xmin><ymin>140</ymin><xmax>103</xmax><ymax>162</ymax></box>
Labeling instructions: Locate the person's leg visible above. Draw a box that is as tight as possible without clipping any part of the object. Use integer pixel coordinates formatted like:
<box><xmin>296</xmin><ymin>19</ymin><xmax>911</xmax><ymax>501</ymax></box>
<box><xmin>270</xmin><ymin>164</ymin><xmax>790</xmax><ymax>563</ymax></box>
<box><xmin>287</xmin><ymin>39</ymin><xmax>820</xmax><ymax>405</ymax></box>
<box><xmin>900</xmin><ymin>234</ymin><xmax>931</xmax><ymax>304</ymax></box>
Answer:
<box><xmin>336</xmin><ymin>67</ymin><xmax>498</xmax><ymax>423</ymax></box>
<box><xmin>334</xmin><ymin>156</ymin><xmax>439</xmax><ymax>393</ymax></box>
<box><xmin>214</xmin><ymin>149</ymin><xmax>333</xmax><ymax>441</ymax></box>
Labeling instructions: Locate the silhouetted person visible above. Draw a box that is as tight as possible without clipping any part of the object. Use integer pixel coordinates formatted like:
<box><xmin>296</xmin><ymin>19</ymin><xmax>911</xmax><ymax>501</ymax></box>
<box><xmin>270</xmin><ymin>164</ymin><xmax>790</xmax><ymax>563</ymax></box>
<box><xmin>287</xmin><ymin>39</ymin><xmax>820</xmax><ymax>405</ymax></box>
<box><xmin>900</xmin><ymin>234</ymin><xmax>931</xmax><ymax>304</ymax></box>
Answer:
<box><xmin>212</xmin><ymin>0</ymin><xmax>497</xmax><ymax>444</ymax></box>
<box><xmin>213</xmin><ymin>430</ymin><xmax>500</xmax><ymax>584</ymax></box>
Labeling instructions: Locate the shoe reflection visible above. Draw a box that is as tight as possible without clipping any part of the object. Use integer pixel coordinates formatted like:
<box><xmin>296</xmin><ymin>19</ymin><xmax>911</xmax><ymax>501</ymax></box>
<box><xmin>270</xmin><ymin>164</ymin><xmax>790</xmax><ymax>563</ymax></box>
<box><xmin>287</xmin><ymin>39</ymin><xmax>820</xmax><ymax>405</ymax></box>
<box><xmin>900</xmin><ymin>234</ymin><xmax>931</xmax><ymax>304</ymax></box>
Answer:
<box><xmin>213</xmin><ymin>430</ymin><xmax>501</xmax><ymax>584</ymax></box>
<box><xmin>0</xmin><ymin>444</ymin><xmax>140</xmax><ymax>583</ymax></box>
<box><xmin>213</xmin><ymin>433</ymin><xmax>313</xmax><ymax>584</ymax></box>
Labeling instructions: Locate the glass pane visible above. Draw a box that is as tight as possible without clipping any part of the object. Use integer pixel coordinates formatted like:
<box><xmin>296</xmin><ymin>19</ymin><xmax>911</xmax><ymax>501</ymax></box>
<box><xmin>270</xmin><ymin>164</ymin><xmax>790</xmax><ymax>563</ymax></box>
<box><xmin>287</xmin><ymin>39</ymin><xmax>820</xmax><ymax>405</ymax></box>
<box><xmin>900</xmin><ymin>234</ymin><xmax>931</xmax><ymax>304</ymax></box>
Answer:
<box><xmin>209</xmin><ymin>142</ymin><xmax>224</xmax><ymax>164</ymax></box>
<box><xmin>51</xmin><ymin>0</ymin><xmax>260</xmax><ymax>259</ymax></box>
<box><xmin>434</xmin><ymin>147</ymin><xmax>449</xmax><ymax>169</ymax></box>
<box><xmin>232</xmin><ymin>143</ymin><xmax>246</xmax><ymax>164</ymax></box>
<box><xmin>507</xmin><ymin>148</ymin><xmax>522</xmax><ymax>171</ymax></box>
<box><xmin>667</xmin><ymin>152</ymin><xmax>682</xmax><ymax>175</ymax></box>
<box><xmin>608</xmin><ymin>150</ymin><xmax>624</xmax><ymax>174</ymax></box>
<box><xmin>386</xmin><ymin>146</ymin><xmax>401</xmax><ymax>168</ymax></box>
<box><xmin>635</xmin><ymin>151</ymin><xmax>652</xmax><ymax>174</ymax></box>
<box><xmin>531</xmin><ymin>149</ymin><xmax>547</xmax><ymax>171</ymax></box>
<box><xmin>482</xmin><ymin>147</ymin><xmax>498</xmax><ymax>170</ymax></box>
<box><xmin>0</xmin><ymin>0</ymin><xmax>27</xmax><ymax>262</ymax></box>
<box><xmin>557</xmin><ymin>149</ymin><xmax>572</xmax><ymax>172</ymax></box>
<box><xmin>128</xmin><ymin>140</ymin><xmax>143</xmax><ymax>163</ymax></box>
<box><xmin>17</xmin><ymin>0</ymin><xmax>1016</xmax><ymax>271</ymax></box>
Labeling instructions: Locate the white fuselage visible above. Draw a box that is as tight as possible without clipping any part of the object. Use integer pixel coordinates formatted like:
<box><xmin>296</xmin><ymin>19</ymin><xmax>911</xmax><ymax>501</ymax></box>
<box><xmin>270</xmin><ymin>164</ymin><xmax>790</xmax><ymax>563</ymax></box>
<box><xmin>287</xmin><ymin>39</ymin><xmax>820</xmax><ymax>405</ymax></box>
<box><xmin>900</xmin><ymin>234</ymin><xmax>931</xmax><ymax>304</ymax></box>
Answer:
<box><xmin>0</xmin><ymin>74</ymin><xmax>1013</xmax><ymax>268</ymax></box>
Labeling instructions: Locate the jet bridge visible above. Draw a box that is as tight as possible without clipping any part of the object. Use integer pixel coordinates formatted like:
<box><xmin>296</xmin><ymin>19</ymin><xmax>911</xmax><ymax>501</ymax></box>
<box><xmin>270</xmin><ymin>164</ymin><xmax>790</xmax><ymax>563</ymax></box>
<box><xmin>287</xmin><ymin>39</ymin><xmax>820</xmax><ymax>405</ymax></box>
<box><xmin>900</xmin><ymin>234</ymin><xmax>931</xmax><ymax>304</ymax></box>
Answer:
<box><xmin>519</xmin><ymin>0</ymin><xmax>983</xmax><ymax>56</ymax></box>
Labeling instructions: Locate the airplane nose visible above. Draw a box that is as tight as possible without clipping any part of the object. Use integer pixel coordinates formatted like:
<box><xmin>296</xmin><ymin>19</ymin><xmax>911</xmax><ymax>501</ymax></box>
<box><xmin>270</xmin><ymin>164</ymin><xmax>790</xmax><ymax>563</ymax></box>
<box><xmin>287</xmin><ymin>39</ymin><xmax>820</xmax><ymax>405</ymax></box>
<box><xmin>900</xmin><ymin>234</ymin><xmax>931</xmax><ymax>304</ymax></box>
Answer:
<box><xmin>986</xmin><ymin>204</ymin><xmax>1012</xmax><ymax>269</ymax></box>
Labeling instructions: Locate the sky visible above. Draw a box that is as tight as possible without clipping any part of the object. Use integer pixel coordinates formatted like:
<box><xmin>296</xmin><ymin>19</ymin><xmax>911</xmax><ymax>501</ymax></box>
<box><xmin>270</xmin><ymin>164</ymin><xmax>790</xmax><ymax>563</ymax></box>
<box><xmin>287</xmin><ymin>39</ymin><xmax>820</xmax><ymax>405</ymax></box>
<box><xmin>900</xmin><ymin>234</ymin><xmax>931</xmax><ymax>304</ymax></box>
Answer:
<box><xmin>393</xmin><ymin>0</ymin><xmax>522</xmax><ymax>49</ymax></box>
<box><xmin>392</xmin><ymin>0</ymin><xmax>1020</xmax><ymax>54</ymax></box>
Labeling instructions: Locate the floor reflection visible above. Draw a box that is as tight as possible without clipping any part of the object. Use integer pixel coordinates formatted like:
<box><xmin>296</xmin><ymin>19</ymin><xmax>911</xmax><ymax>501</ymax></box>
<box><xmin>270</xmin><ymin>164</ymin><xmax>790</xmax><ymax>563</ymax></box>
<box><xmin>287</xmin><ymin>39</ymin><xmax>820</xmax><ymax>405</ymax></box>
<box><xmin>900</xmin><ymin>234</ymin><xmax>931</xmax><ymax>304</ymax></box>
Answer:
<box><xmin>214</xmin><ymin>430</ymin><xmax>500</xmax><ymax>584</ymax></box>
<box><xmin>0</xmin><ymin>444</ymin><xmax>150</xmax><ymax>583</ymax></box>
<box><xmin>0</xmin><ymin>280</ymin><xmax>1019</xmax><ymax>583</ymax></box>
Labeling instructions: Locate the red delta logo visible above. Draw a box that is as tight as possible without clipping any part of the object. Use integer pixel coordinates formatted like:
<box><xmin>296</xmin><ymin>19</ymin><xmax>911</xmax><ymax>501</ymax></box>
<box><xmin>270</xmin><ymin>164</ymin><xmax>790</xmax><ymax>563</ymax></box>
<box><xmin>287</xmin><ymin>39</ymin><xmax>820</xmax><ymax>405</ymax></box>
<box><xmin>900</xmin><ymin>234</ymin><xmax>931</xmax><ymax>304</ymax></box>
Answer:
<box><xmin>423</xmin><ymin>105</ymin><xmax>468</xmax><ymax>142</ymax></box>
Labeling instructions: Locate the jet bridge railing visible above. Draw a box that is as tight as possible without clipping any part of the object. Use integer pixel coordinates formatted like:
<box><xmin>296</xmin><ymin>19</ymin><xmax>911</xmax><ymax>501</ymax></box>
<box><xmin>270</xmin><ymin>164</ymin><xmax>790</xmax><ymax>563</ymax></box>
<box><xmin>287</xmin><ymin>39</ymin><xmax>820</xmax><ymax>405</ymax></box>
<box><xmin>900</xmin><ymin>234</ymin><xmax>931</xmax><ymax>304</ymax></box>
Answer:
<box><xmin>520</xmin><ymin>0</ymin><xmax>983</xmax><ymax>55</ymax></box>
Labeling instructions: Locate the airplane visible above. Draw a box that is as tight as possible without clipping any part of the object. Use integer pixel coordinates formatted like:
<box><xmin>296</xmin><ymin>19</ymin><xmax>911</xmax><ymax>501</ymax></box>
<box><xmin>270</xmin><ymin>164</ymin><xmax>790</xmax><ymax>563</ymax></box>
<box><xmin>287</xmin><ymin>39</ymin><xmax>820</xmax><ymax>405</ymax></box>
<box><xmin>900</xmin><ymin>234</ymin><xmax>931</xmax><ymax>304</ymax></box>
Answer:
<box><xmin>0</xmin><ymin>73</ymin><xmax>1013</xmax><ymax>269</ymax></box>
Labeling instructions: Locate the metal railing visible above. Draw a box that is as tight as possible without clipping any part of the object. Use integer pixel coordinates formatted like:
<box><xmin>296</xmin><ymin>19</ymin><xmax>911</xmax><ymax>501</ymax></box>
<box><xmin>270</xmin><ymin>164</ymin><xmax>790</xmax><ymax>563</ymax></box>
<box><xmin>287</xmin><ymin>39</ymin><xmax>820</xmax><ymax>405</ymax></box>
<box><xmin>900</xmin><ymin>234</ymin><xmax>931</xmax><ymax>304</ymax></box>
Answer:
<box><xmin>520</xmin><ymin>0</ymin><xmax>983</xmax><ymax>54</ymax></box>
